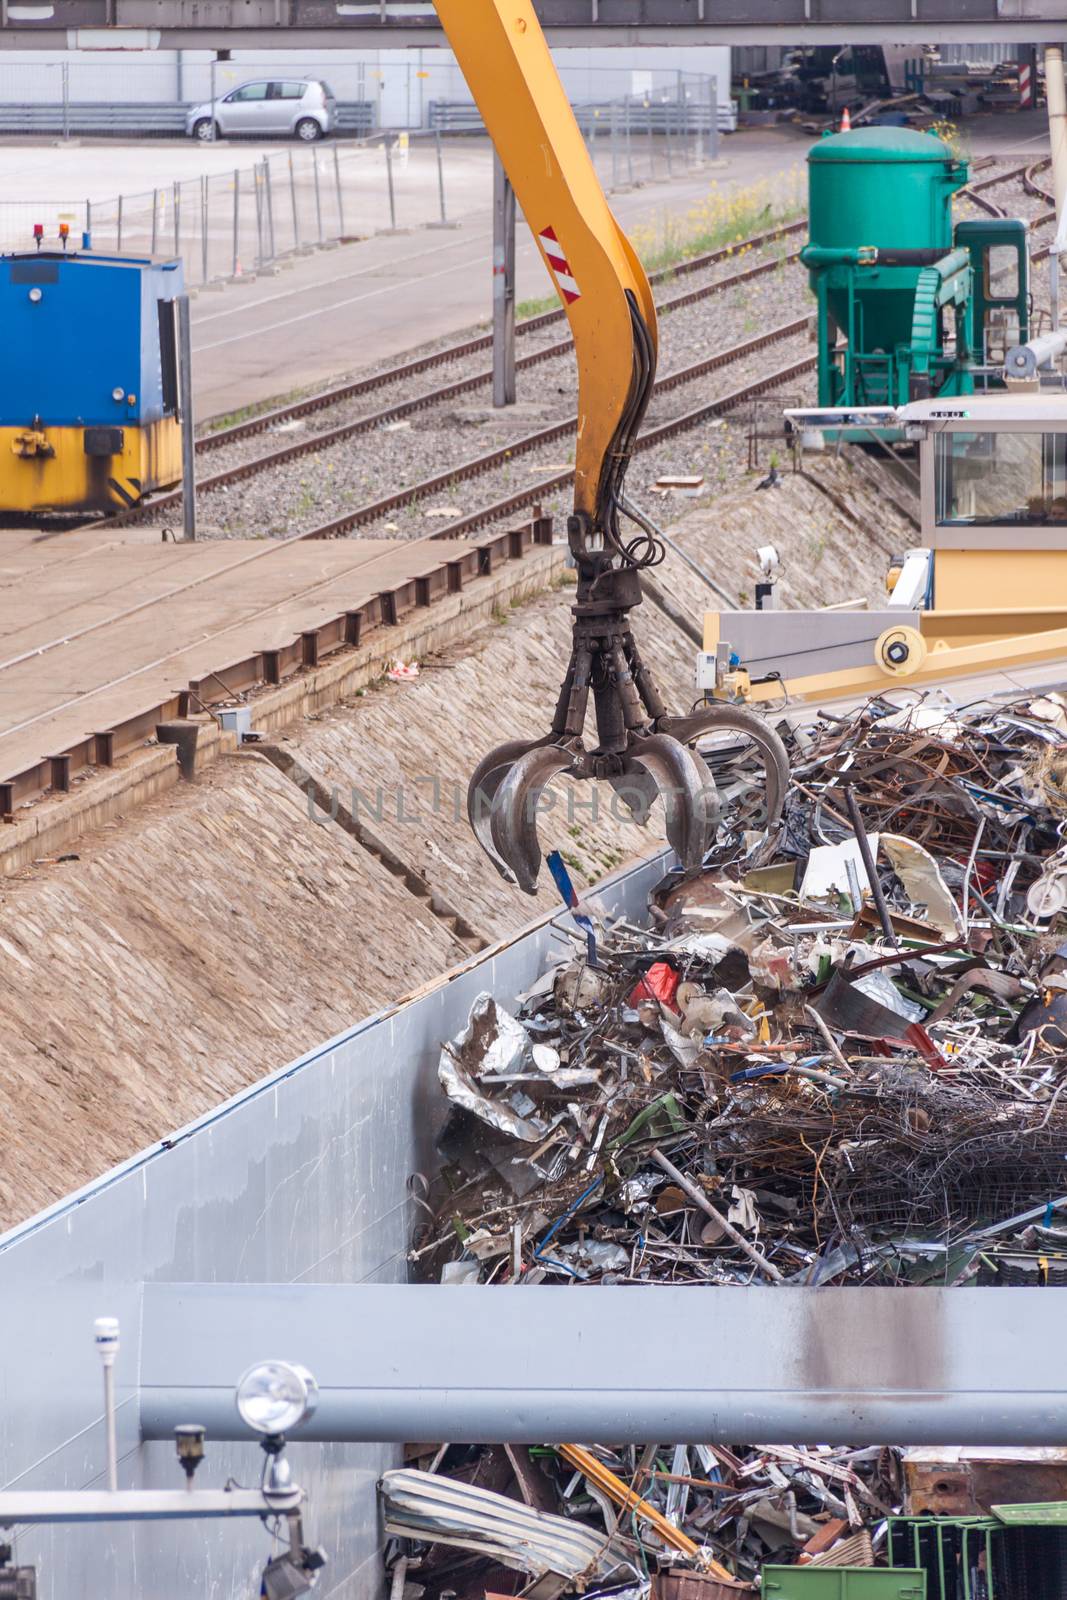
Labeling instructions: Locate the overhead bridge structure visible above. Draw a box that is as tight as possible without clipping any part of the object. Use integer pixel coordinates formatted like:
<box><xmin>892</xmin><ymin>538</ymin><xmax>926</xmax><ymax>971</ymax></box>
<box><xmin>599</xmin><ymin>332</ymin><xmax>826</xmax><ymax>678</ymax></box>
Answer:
<box><xmin>4</xmin><ymin>0</ymin><xmax>1067</xmax><ymax>51</ymax></box>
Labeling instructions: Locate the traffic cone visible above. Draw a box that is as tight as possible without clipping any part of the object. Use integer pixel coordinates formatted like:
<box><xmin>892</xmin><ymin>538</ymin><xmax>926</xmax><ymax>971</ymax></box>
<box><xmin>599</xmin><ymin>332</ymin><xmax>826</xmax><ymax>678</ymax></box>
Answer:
<box><xmin>840</xmin><ymin>106</ymin><xmax>852</xmax><ymax>132</ymax></box>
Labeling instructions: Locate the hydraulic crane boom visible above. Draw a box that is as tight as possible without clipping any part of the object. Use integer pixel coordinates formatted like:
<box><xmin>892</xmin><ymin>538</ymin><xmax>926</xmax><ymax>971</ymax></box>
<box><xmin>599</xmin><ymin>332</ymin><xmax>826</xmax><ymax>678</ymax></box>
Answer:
<box><xmin>435</xmin><ymin>0</ymin><xmax>789</xmax><ymax>891</ymax></box>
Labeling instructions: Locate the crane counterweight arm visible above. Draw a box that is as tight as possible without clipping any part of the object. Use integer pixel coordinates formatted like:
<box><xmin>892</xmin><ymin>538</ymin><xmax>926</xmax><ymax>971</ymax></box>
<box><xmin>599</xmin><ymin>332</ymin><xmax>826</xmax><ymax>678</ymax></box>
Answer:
<box><xmin>433</xmin><ymin>0</ymin><xmax>789</xmax><ymax>892</ymax></box>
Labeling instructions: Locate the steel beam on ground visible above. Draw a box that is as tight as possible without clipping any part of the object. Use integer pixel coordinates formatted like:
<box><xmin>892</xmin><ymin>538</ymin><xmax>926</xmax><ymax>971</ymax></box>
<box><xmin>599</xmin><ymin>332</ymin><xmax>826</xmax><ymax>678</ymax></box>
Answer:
<box><xmin>139</xmin><ymin>1283</ymin><xmax>1067</xmax><ymax>1447</ymax></box>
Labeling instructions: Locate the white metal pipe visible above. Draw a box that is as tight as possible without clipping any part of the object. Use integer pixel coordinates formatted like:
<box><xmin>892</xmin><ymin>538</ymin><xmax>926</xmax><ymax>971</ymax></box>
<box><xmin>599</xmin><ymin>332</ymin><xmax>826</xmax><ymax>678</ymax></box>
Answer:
<box><xmin>138</xmin><ymin>1282</ymin><xmax>1067</xmax><ymax>1448</ymax></box>
<box><xmin>1047</xmin><ymin>44</ymin><xmax>1067</xmax><ymax>224</ymax></box>
<box><xmin>1046</xmin><ymin>43</ymin><xmax>1067</xmax><ymax>326</ymax></box>
<box><xmin>0</xmin><ymin>1488</ymin><xmax>300</xmax><ymax>1526</ymax></box>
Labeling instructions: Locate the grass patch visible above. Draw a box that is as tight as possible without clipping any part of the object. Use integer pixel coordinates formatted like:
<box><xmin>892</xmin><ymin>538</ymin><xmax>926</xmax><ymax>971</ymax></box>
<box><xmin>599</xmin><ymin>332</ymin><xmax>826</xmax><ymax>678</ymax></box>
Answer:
<box><xmin>627</xmin><ymin>168</ymin><xmax>805</xmax><ymax>275</ymax></box>
<box><xmin>517</xmin><ymin>294</ymin><xmax>560</xmax><ymax>320</ymax></box>
<box><xmin>199</xmin><ymin>386</ymin><xmax>313</xmax><ymax>435</ymax></box>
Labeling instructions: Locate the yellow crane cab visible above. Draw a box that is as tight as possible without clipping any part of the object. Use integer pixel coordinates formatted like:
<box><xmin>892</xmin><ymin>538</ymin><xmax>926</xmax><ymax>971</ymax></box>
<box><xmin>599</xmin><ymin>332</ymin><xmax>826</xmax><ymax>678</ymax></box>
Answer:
<box><xmin>701</xmin><ymin>386</ymin><xmax>1067</xmax><ymax>705</ymax></box>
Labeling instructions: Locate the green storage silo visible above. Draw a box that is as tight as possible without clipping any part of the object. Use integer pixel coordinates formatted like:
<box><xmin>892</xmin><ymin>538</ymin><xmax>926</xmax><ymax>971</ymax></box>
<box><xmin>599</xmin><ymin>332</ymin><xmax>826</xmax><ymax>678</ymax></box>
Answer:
<box><xmin>802</xmin><ymin>126</ymin><xmax>973</xmax><ymax>412</ymax></box>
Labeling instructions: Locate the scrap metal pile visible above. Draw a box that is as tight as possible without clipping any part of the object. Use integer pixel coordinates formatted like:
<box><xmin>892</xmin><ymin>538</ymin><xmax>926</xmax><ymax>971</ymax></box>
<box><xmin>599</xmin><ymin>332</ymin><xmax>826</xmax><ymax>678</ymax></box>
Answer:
<box><xmin>386</xmin><ymin>691</ymin><xmax>1067</xmax><ymax>1597</ymax></box>
<box><xmin>382</xmin><ymin>1439</ymin><xmax>901</xmax><ymax>1597</ymax></box>
<box><xmin>421</xmin><ymin>692</ymin><xmax>1067</xmax><ymax>1292</ymax></box>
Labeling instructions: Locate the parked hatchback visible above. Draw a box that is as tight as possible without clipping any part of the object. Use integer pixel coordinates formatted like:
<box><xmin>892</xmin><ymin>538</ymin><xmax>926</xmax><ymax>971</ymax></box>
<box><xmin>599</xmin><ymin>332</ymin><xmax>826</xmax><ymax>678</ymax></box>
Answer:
<box><xmin>186</xmin><ymin>79</ymin><xmax>337</xmax><ymax>142</ymax></box>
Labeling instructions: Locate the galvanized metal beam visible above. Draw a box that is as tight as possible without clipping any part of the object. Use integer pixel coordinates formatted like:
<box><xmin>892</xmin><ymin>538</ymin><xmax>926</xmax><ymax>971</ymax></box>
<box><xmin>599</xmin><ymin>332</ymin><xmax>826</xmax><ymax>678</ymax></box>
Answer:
<box><xmin>139</xmin><ymin>1283</ymin><xmax>1067</xmax><ymax>1447</ymax></box>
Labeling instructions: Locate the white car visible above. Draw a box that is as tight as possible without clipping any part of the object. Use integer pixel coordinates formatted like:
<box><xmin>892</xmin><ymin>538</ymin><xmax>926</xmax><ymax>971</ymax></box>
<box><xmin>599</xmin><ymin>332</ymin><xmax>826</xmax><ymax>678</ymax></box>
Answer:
<box><xmin>186</xmin><ymin>78</ymin><xmax>337</xmax><ymax>142</ymax></box>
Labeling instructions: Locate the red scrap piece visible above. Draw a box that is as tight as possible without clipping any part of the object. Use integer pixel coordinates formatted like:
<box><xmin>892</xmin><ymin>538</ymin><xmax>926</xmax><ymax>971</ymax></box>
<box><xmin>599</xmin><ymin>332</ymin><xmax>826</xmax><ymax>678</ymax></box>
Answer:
<box><xmin>630</xmin><ymin>961</ymin><xmax>681</xmax><ymax>1012</ymax></box>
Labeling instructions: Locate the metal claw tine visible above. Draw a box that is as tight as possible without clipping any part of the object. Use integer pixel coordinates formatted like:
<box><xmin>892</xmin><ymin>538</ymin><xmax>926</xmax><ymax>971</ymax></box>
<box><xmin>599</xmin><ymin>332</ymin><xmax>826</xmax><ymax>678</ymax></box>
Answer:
<box><xmin>608</xmin><ymin>768</ymin><xmax>659</xmax><ymax>826</ymax></box>
<box><xmin>467</xmin><ymin>738</ymin><xmax>552</xmax><ymax>885</ymax></box>
<box><xmin>627</xmin><ymin>733</ymin><xmax>720</xmax><ymax>876</ymax></box>
<box><xmin>489</xmin><ymin>744</ymin><xmax>576</xmax><ymax>896</ymax></box>
<box><xmin>660</xmin><ymin>703</ymin><xmax>790</xmax><ymax>827</ymax></box>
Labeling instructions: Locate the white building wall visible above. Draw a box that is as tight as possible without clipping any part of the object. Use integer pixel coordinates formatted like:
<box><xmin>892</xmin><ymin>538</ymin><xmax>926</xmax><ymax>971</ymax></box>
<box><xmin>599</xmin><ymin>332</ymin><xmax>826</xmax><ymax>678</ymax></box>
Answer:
<box><xmin>0</xmin><ymin>43</ymin><xmax>730</xmax><ymax>124</ymax></box>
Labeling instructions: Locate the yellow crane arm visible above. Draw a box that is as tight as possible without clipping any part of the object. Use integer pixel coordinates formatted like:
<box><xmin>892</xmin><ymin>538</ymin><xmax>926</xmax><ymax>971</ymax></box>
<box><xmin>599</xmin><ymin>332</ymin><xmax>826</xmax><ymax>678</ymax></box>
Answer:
<box><xmin>432</xmin><ymin>0</ymin><xmax>657</xmax><ymax>543</ymax></box>
<box><xmin>434</xmin><ymin>0</ymin><xmax>790</xmax><ymax>896</ymax></box>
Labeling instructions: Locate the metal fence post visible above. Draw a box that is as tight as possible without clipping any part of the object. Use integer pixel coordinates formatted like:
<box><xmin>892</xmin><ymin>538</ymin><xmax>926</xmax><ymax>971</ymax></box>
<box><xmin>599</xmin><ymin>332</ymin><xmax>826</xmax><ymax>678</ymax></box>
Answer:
<box><xmin>61</xmin><ymin>62</ymin><xmax>69</xmax><ymax>141</ymax></box>
<box><xmin>709</xmin><ymin>77</ymin><xmax>719</xmax><ymax>161</ymax></box>
<box><xmin>435</xmin><ymin>128</ymin><xmax>447</xmax><ymax>223</ymax></box>
<box><xmin>200</xmin><ymin>173</ymin><xmax>209</xmax><ymax>283</ymax></box>
<box><xmin>288</xmin><ymin>149</ymin><xmax>299</xmax><ymax>251</ymax></box>
<box><xmin>116</xmin><ymin>193</ymin><xmax>123</xmax><ymax>253</ymax></box>
<box><xmin>253</xmin><ymin>162</ymin><xmax>264</xmax><ymax>269</ymax></box>
<box><xmin>647</xmin><ymin>99</ymin><xmax>654</xmax><ymax>179</ymax></box>
<box><xmin>173</xmin><ymin>179</ymin><xmax>181</xmax><ymax>258</ymax></box>
<box><xmin>332</xmin><ymin>144</ymin><xmax>345</xmax><ymax>238</ymax></box>
<box><xmin>625</xmin><ymin>93</ymin><xmax>634</xmax><ymax>186</ymax></box>
<box><xmin>310</xmin><ymin>151</ymin><xmax>323</xmax><ymax>245</ymax></box>
<box><xmin>492</xmin><ymin>150</ymin><xmax>515</xmax><ymax>408</ymax></box>
<box><xmin>610</xmin><ymin>101</ymin><xmax>619</xmax><ymax>189</ymax></box>
<box><xmin>177</xmin><ymin>295</ymin><xmax>197</xmax><ymax>542</ymax></box>
<box><xmin>85</xmin><ymin>198</ymin><xmax>91</xmax><ymax>243</ymax></box>
<box><xmin>264</xmin><ymin>158</ymin><xmax>276</xmax><ymax>260</ymax></box>
<box><xmin>664</xmin><ymin>99</ymin><xmax>673</xmax><ymax>177</ymax></box>
<box><xmin>150</xmin><ymin>186</ymin><xmax>159</xmax><ymax>255</ymax></box>
<box><xmin>232</xmin><ymin>167</ymin><xmax>240</xmax><ymax>276</ymax></box>
<box><xmin>384</xmin><ymin>137</ymin><xmax>397</xmax><ymax>230</ymax></box>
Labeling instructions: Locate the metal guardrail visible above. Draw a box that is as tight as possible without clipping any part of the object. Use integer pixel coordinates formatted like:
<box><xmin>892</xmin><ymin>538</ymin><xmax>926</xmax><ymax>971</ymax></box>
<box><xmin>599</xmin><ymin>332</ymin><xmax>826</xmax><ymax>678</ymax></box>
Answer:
<box><xmin>0</xmin><ymin>99</ymin><xmax>375</xmax><ymax>138</ymax></box>
<box><xmin>426</xmin><ymin>98</ymin><xmax>728</xmax><ymax>134</ymax></box>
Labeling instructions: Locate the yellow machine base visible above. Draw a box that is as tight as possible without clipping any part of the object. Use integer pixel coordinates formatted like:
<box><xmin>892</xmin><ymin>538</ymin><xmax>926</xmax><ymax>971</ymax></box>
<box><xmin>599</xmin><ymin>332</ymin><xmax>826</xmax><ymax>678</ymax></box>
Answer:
<box><xmin>1</xmin><ymin>418</ymin><xmax>181</xmax><ymax>514</ymax></box>
<box><xmin>705</xmin><ymin>606</ymin><xmax>1067</xmax><ymax>705</ymax></box>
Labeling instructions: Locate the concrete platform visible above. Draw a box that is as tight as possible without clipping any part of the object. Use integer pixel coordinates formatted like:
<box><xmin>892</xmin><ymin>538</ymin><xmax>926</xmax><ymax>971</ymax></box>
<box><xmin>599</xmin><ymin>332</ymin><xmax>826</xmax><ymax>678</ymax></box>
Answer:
<box><xmin>0</xmin><ymin>522</ymin><xmax>485</xmax><ymax>787</ymax></box>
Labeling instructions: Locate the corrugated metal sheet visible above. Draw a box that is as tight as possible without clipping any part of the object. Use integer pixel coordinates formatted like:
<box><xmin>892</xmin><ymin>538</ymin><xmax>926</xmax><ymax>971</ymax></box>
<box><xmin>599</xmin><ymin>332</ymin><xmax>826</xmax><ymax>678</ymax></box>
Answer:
<box><xmin>381</xmin><ymin>1468</ymin><xmax>634</xmax><ymax>1582</ymax></box>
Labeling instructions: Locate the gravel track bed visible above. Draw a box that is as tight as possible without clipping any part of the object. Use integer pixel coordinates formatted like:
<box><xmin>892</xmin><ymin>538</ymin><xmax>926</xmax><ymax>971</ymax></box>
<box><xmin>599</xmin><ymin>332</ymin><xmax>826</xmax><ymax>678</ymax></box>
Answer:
<box><xmin>196</xmin><ymin>258</ymin><xmax>810</xmax><ymax>539</ymax></box>
<box><xmin>342</xmin><ymin>328</ymin><xmax>814</xmax><ymax>544</ymax></box>
<box><xmin>399</xmin><ymin>361</ymin><xmax>819</xmax><ymax>586</ymax></box>
<box><xmin>197</xmin><ymin>237</ymin><xmax>802</xmax><ymax>478</ymax></box>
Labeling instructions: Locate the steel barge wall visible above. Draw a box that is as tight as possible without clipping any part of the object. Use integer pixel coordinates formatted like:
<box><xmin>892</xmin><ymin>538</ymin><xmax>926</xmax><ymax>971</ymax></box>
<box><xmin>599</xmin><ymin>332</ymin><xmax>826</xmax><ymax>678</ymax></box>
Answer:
<box><xmin>0</xmin><ymin>852</ymin><xmax>668</xmax><ymax>1600</ymax></box>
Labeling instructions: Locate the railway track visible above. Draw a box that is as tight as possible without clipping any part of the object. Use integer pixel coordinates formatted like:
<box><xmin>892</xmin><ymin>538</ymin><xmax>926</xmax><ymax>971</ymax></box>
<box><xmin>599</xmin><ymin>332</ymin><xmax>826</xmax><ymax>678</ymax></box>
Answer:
<box><xmin>89</xmin><ymin>159</ymin><xmax>1038</xmax><ymax>534</ymax></box>
<box><xmin>116</xmin><ymin>246</ymin><xmax>806</xmax><ymax>526</ymax></box>
<box><xmin>0</xmin><ymin>335</ymin><xmax>815</xmax><ymax>700</ymax></box>
<box><xmin>194</xmin><ymin>217</ymin><xmax>808</xmax><ymax>454</ymax></box>
<box><xmin>289</xmin><ymin>318</ymin><xmax>814</xmax><ymax>543</ymax></box>
<box><xmin>1024</xmin><ymin>158</ymin><xmax>1059</xmax><ymax>257</ymax></box>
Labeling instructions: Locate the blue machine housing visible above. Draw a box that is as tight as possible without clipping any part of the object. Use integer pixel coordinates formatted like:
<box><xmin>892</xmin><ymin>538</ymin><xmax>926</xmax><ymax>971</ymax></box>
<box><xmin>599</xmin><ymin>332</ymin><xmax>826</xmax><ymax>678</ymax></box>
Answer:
<box><xmin>1</xmin><ymin>248</ymin><xmax>185</xmax><ymax>513</ymax></box>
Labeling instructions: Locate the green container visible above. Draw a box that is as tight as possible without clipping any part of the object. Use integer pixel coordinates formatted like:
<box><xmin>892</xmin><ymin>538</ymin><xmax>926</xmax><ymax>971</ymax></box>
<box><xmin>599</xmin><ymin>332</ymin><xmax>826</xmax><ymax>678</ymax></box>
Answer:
<box><xmin>805</xmin><ymin>127</ymin><xmax>970</xmax><ymax>408</ymax></box>
<box><xmin>808</xmin><ymin>126</ymin><xmax>965</xmax><ymax>254</ymax></box>
<box><xmin>762</xmin><ymin>1567</ymin><xmax>926</xmax><ymax>1600</ymax></box>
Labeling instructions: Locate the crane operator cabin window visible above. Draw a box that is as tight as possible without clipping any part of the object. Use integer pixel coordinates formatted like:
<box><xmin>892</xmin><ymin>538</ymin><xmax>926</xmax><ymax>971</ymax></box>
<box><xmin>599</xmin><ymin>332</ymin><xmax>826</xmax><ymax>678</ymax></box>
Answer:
<box><xmin>935</xmin><ymin>430</ymin><xmax>1067</xmax><ymax>526</ymax></box>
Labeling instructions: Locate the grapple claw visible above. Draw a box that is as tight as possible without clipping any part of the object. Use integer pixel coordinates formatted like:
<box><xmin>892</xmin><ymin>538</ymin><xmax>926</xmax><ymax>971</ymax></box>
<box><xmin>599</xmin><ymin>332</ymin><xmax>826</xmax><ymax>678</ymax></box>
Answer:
<box><xmin>467</xmin><ymin>738</ymin><xmax>555</xmax><ymax>886</ymax></box>
<box><xmin>489</xmin><ymin>743</ymin><xmax>577</xmax><ymax>895</ymax></box>
<box><xmin>627</xmin><ymin>733</ymin><xmax>720</xmax><ymax>876</ymax></box>
<box><xmin>607</xmin><ymin>767</ymin><xmax>659</xmax><ymax>826</ymax></box>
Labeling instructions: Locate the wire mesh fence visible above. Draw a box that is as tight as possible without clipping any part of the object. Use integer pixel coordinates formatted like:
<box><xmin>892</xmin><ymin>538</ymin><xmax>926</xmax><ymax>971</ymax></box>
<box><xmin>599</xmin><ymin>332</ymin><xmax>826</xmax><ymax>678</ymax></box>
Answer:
<box><xmin>0</xmin><ymin>53</ymin><xmax>727</xmax><ymax>135</ymax></box>
<box><xmin>0</xmin><ymin>63</ymin><xmax>721</xmax><ymax>288</ymax></box>
<box><xmin>0</xmin><ymin>136</ymin><xmax>465</xmax><ymax>284</ymax></box>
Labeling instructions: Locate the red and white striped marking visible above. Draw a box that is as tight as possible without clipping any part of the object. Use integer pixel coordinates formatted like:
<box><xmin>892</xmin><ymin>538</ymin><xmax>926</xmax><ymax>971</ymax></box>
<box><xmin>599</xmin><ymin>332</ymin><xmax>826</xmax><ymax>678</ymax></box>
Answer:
<box><xmin>1020</xmin><ymin>61</ymin><xmax>1033</xmax><ymax>106</ymax></box>
<box><xmin>538</xmin><ymin>225</ymin><xmax>581</xmax><ymax>304</ymax></box>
